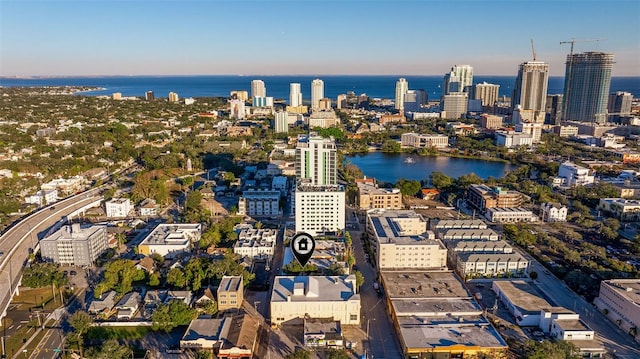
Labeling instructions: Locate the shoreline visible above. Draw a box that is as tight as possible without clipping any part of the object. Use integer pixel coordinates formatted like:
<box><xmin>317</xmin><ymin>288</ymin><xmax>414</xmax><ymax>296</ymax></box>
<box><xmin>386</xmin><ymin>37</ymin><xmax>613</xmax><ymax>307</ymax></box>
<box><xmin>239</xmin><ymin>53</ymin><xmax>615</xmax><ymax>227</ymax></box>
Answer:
<box><xmin>343</xmin><ymin>148</ymin><xmax>513</xmax><ymax>164</ymax></box>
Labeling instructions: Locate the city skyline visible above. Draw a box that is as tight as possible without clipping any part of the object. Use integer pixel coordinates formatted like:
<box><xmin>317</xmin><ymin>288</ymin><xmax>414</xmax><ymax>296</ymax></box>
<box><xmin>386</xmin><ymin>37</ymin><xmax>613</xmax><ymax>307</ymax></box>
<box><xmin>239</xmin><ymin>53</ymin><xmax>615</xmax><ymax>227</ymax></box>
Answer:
<box><xmin>1</xmin><ymin>1</ymin><xmax>639</xmax><ymax>77</ymax></box>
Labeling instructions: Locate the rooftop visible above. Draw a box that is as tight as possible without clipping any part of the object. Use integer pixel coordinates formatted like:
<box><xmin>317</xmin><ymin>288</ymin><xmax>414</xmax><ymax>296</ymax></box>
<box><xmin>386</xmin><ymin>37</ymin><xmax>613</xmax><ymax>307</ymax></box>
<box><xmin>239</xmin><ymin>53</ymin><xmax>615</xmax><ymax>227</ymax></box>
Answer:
<box><xmin>492</xmin><ymin>280</ymin><xmax>552</xmax><ymax>315</ymax></box>
<box><xmin>368</xmin><ymin>209</ymin><xmax>442</xmax><ymax>247</ymax></box>
<box><xmin>140</xmin><ymin>223</ymin><xmax>201</xmax><ymax>246</ymax></box>
<box><xmin>271</xmin><ymin>276</ymin><xmax>359</xmax><ymax>303</ymax></box>
<box><xmin>397</xmin><ymin>316</ymin><xmax>508</xmax><ymax>350</ymax></box>
<box><xmin>219</xmin><ymin>276</ymin><xmax>243</xmax><ymax>293</ymax></box>
<box><xmin>357</xmin><ymin>182</ymin><xmax>401</xmax><ymax>195</ymax></box>
<box><xmin>43</xmin><ymin>223</ymin><xmax>105</xmax><ymax>242</ymax></box>
<box><xmin>381</xmin><ymin>270</ymin><xmax>470</xmax><ymax>299</ymax></box>
<box><xmin>601</xmin><ymin>279</ymin><xmax>640</xmax><ymax>304</ymax></box>
<box><xmin>457</xmin><ymin>252</ymin><xmax>527</xmax><ymax>263</ymax></box>
<box><xmin>391</xmin><ymin>298</ymin><xmax>482</xmax><ymax>317</ymax></box>
<box><xmin>431</xmin><ymin>219</ymin><xmax>487</xmax><ymax>230</ymax></box>
<box><xmin>439</xmin><ymin>228</ymin><xmax>499</xmax><ymax>240</ymax></box>
<box><xmin>555</xmin><ymin>319</ymin><xmax>592</xmax><ymax>332</ymax></box>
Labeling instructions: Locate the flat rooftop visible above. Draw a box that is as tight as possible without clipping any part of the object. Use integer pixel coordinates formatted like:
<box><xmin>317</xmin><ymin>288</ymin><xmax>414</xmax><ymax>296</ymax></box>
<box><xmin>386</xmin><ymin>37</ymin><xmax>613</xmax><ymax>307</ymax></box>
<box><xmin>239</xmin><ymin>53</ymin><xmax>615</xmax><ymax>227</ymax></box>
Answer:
<box><xmin>140</xmin><ymin>223</ymin><xmax>201</xmax><ymax>246</ymax></box>
<box><xmin>369</xmin><ymin>210</ymin><xmax>441</xmax><ymax>247</ymax></box>
<box><xmin>381</xmin><ymin>270</ymin><xmax>470</xmax><ymax>299</ymax></box>
<box><xmin>555</xmin><ymin>319</ymin><xmax>592</xmax><ymax>331</ymax></box>
<box><xmin>457</xmin><ymin>252</ymin><xmax>527</xmax><ymax>263</ymax></box>
<box><xmin>391</xmin><ymin>298</ymin><xmax>482</xmax><ymax>317</ymax></box>
<box><xmin>431</xmin><ymin>219</ymin><xmax>487</xmax><ymax>230</ymax></box>
<box><xmin>397</xmin><ymin>316</ymin><xmax>508</xmax><ymax>350</ymax></box>
<box><xmin>440</xmin><ymin>228</ymin><xmax>499</xmax><ymax>240</ymax></box>
<box><xmin>493</xmin><ymin>280</ymin><xmax>552</xmax><ymax>315</ymax></box>
<box><xmin>271</xmin><ymin>275</ymin><xmax>359</xmax><ymax>303</ymax></box>
<box><xmin>601</xmin><ymin>279</ymin><xmax>640</xmax><ymax>304</ymax></box>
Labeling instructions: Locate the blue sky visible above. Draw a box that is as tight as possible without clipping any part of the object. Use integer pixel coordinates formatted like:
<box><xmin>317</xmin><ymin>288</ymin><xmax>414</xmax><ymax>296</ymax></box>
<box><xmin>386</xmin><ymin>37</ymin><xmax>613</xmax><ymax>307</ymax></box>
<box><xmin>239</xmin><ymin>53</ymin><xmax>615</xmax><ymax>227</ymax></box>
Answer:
<box><xmin>1</xmin><ymin>0</ymin><xmax>639</xmax><ymax>76</ymax></box>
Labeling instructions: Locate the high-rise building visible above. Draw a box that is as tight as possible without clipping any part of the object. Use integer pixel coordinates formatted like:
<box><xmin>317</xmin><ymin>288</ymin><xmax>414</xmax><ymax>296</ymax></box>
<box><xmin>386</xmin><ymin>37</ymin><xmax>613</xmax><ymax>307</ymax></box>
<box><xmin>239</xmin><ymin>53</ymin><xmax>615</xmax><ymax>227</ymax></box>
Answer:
<box><xmin>546</xmin><ymin>94</ymin><xmax>563</xmax><ymax>125</ymax></box>
<box><xmin>511</xmin><ymin>61</ymin><xmax>549</xmax><ymax>121</ymax></box>
<box><xmin>251</xmin><ymin>80</ymin><xmax>266</xmax><ymax>98</ymax></box>
<box><xmin>274</xmin><ymin>111</ymin><xmax>288</xmax><ymax>133</ymax></box>
<box><xmin>290</xmin><ymin>83</ymin><xmax>302</xmax><ymax>107</ymax></box>
<box><xmin>40</xmin><ymin>224</ymin><xmax>108</xmax><ymax>266</ymax></box>
<box><xmin>474</xmin><ymin>82</ymin><xmax>500</xmax><ymax>108</ymax></box>
<box><xmin>145</xmin><ymin>91</ymin><xmax>155</xmax><ymax>101</ymax></box>
<box><xmin>168</xmin><ymin>92</ymin><xmax>179</xmax><ymax>102</ymax></box>
<box><xmin>294</xmin><ymin>184</ymin><xmax>345</xmax><ymax>236</ymax></box>
<box><xmin>403</xmin><ymin>90</ymin><xmax>427</xmax><ymax>112</ymax></box>
<box><xmin>441</xmin><ymin>93</ymin><xmax>468</xmax><ymax>119</ymax></box>
<box><xmin>311</xmin><ymin>79</ymin><xmax>324</xmax><ymax>111</ymax></box>
<box><xmin>562</xmin><ymin>52</ymin><xmax>614</xmax><ymax>124</ymax></box>
<box><xmin>395</xmin><ymin>78</ymin><xmax>409</xmax><ymax>110</ymax></box>
<box><xmin>444</xmin><ymin>65</ymin><xmax>473</xmax><ymax>95</ymax></box>
<box><xmin>295</xmin><ymin>133</ymin><xmax>337</xmax><ymax>186</ymax></box>
<box><xmin>608</xmin><ymin>91</ymin><xmax>633</xmax><ymax>122</ymax></box>
<box><xmin>336</xmin><ymin>94</ymin><xmax>347</xmax><ymax>109</ymax></box>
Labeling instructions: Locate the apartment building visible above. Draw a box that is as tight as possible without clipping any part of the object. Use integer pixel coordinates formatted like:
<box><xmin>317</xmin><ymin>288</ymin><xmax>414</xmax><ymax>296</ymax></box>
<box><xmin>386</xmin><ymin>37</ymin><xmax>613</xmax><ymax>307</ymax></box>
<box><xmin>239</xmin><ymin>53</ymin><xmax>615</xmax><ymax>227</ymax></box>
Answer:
<box><xmin>40</xmin><ymin>223</ymin><xmax>108</xmax><ymax>266</ymax></box>
<box><xmin>238</xmin><ymin>189</ymin><xmax>282</xmax><ymax>217</ymax></box>
<box><xmin>467</xmin><ymin>184</ymin><xmax>523</xmax><ymax>211</ymax></box>
<box><xmin>356</xmin><ymin>181</ymin><xmax>402</xmax><ymax>210</ymax></box>
<box><xmin>217</xmin><ymin>276</ymin><xmax>244</xmax><ymax>311</ymax></box>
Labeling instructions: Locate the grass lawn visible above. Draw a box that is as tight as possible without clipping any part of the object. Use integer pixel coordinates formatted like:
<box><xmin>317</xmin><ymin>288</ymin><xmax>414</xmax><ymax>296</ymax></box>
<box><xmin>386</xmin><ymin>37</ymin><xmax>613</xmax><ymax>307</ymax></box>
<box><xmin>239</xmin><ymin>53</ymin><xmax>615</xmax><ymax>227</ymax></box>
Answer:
<box><xmin>85</xmin><ymin>326</ymin><xmax>153</xmax><ymax>340</ymax></box>
<box><xmin>13</xmin><ymin>287</ymin><xmax>64</xmax><ymax>311</ymax></box>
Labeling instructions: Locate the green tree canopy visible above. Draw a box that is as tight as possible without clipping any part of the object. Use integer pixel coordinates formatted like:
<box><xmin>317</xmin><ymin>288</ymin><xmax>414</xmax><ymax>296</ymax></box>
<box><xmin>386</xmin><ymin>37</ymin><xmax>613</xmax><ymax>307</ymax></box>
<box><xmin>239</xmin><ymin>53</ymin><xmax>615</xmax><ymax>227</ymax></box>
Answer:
<box><xmin>94</xmin><ymin>259</ymin><xmax>145</xmax><ymax>297</ymax></box>
<box><xmin>396</xmin><ymin>178</ymin><xmax>421</xmax><ymax>196</ymax></box>
<box><xmin>85</xmin><ymin>339</ymin><xmax>132</xmax><ymax>359</ymax></box>
<box><xmin>152</xmin><ymin>300</ymin><xmax>197</xmax><ymax>332</ymax></box>
<box><xmin>22</xmin><ymin>263</ymin><xmax>67</xmax><ymax>288</ymax></box>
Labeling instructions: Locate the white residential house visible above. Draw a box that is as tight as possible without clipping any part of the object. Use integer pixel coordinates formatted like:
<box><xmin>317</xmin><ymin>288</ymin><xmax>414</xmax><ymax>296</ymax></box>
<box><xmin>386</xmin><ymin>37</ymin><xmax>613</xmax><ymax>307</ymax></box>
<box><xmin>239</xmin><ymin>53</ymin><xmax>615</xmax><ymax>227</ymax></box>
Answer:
<box><xmin>105</xmin><ymin>198</ymin><xmax>133</xmax><ymax>218</ymax></box>
<box><xmin>138</xmin><ymin>198</ymin><xmax>159</xmax><ymax>217</ymax></box>
<box><xmin>115</xmin><ymin>292</ymin><xmax>142</xmax><ymax>320</ymax></box>
<box><xmin>541</xmin><ymin>203</ymin><xmax>568</xmax><ymax>222</ymax></box>
<box><xmin>25</xmin><ymin>189</ymin><xmax>58</xmax><ymax>206</ymax></box>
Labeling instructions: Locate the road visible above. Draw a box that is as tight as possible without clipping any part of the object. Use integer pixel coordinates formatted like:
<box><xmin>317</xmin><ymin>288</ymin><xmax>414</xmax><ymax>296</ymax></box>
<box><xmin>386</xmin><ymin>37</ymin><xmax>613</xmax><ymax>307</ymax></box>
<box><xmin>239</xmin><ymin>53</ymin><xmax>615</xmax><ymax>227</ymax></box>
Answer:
<box><xmin>348</xmin><ymin>207</ymin><xmax>403</xmax><ymax>359</ymax></box>
<box><xmin>0</xmin><ymin>190</ymin><xmax>103</xmax><ymax>320</ymax></box>
<box><xmin>529</xmin><ymin>260</ymin><xmax>640</xmax><ymax>358</ymax></box>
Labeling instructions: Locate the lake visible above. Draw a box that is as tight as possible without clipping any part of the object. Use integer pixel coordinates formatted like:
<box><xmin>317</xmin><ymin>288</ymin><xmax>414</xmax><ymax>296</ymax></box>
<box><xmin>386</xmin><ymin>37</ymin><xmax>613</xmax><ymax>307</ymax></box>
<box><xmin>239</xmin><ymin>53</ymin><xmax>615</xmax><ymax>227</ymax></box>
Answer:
<box><xmin>344</xmin><ymin>152</ymin><xmax>518</xmax><ymax>183</ymax></box>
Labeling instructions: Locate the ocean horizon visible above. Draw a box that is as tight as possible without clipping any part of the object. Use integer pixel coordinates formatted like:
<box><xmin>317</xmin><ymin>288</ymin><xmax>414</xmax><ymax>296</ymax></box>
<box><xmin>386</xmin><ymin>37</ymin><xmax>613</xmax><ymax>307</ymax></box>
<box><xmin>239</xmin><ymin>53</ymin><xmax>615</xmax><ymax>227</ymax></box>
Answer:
<box><xmin>1</xmin><ymin>75</ymin><xmax>639</xmax><ymax>101</ymax></box>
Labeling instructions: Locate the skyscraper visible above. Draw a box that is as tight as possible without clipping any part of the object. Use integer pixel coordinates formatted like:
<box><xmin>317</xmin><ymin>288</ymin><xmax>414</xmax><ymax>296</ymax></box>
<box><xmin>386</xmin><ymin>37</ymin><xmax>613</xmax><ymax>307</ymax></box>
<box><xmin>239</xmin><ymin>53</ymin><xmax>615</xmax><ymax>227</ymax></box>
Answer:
<box><xmin>168</xmin><ymin>92</ymin><xmax>179</xmax><ymax>102</ymax></box>
<box><xmin>444</xmin><ymin>65</ymin><xmax>474</xmax><ymax>95</ymax></box>
<box><xmin>395</xmin><ymin>78</ymin><xmax>409</xmax><ymax>110</ymax></box>
<box><xmin>311</xmin><ymin>79</ymin><xmax>324</xmax><ymax>111</ymax></box>
<box><xmin>251</xmin><ymin>80</ymin><xmax>266</xmax><ymax>98</ymax></box>
<box><xmin>562</xmin><ymin>52</ymin><xmax>615</xmax><ymax>124</ymax></box>
<box><xmin>290</xmin><ymin>83</ymin><xmax>302</xmax><ymax>107</ymax></box>
<box><xmin>145</xmin><ymin>91</ymin><xmax>155</xmax><ymax>101</ymax></box>
<box><xmin>512</xmin><ymin>61</ymin><xmax>549</xmax><ymax>119</ymax></box>
<box><xmin>608</xmin><ymin>91</ymin><xmax>633</xmax><ymax>122</ymax></box>
<box><xmin>474</xmin><ymin>82</ymin><xmax>500</xmax><ymax>108</ymax></box>
<box><xmin>295</xmin><ymin>133</ymin><xmax>337</xmax><ymax>185</ymax></box>
<box><xmin>274</xmin><ymin>111</ymin><xmax>288</xmax><ymax>133</ymax></box>
<box><xmin>546</xmin><ymin>94</ymin><xmax>563</xmax><ymax>125</ymax></box>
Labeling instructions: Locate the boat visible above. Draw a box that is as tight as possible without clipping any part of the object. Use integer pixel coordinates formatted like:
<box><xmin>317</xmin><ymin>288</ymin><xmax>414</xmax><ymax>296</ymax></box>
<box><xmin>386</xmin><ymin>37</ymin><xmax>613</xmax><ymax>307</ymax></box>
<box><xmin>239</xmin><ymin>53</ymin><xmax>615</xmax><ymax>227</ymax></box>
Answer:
<box><xmin>404</xmin><ymin>157</ymin><xmax>416</xmax><ymax>164</ymax></box>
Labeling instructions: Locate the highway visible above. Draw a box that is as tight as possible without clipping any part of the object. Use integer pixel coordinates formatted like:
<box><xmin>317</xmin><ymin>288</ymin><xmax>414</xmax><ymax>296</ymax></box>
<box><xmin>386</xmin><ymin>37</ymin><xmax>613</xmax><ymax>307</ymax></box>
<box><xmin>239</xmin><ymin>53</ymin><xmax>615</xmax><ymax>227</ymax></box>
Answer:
<box><xmin>0</xmin><ymin>189</ymin><xmax>103</xmax><ymax>321</ymax></box>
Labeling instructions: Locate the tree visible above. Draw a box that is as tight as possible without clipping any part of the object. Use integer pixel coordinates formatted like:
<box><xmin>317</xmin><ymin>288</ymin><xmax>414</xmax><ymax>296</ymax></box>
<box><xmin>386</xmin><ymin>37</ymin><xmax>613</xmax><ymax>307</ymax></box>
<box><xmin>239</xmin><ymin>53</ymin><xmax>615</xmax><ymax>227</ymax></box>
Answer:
<box><xmin>22</xmin><ymin>263</ymin><xmax>67</xmax><ymax>288</ymax></box>
<box><xmin>152</xmin><ymin>300</ymin><xmax>197</xmax><ymax>332</ymax></box>
<box><xmin>529</xmin><ymin>271</ymin><xmax>538</xmax><ymax>280</ymax></box>
<box><xmin>194</xmin><ymin>351</ymin><xmax>212</xmax><ymax>359</ymax></box>
<box><xmin>202</xmin><ymin>300</ymin><xmax>218</xmax><ymax>315</ymax></box>
<box><xmin>381</xmin><ymin>140</ymin><xmax>401</xmax><ymax>153</ymax></box>
<box><xmin>185</xmin><ymin>190</ymin><xmax>203</xmax><ymax>212</ymax></box>
<box><xmin>208</xmin><ymin>252</ymin><xmax>255</xmax><ymax>286</ymax></box>
<box><xmin>148</xmin><ymin>272</ymin><xmax>160</xmax><ymax>287</ymax></box>
<box><xmin>396</xmin><ymin>178</ymin><xmax>421</xmax><ymax>196</ymax></box>
<box><xmin>285</xmin><ymin>349</ymin><xmax>310</xmax><ymax>359</ymax></box>
<box><xmin>354</xmin><ymin>270</ymin><xmax>365</xmax><ymax>289</ymax></box>
<box><xmin>325</xmin><ymin>349</ymin><xmax>350</xmax><ymax>359</ymax></box>
<box><xmin>430</xmin><ymin>171</ymin><xmax>453</xmax><ymax>190</ymax></box>
<box><xmin>94</xmin><ymin>259</ymin><xmax>145</xmax><ymax>297</ymax></box>
<box><xmin>523</xmin><ymin>340</ymin><xmax>581</xmax><ymax>359</ymax></box>
<box><xmin>69</xmin><ymin>311</ymin><xmax>93</xmax><ymax>357</ymax></box>
<box><xmin>166</xmin><ymin>267</ymin><xmax>187</xmax><ymax>288</ymax></box>
<box><xmin>85</xmin><ymin>339</ymin><xmax>133</xmax><ymax>359</ymax></box>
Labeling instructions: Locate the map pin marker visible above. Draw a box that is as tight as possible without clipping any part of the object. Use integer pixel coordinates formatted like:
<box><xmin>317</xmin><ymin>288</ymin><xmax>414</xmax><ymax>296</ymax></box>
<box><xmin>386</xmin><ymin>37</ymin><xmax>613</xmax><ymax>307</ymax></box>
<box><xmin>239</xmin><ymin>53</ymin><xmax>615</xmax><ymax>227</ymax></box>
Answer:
<box><xmin>291</xmin><ymin>232</ymin><xmax>315</xmax><ymax>267</ymax></box>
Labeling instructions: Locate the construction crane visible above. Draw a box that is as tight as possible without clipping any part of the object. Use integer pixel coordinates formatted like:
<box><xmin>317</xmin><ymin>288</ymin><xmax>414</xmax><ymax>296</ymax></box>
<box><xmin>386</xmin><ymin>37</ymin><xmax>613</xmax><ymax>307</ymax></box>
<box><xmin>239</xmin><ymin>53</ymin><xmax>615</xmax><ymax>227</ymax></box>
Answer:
<box><xmin>530</xmin><ymin>39</ymin><xmax>536</xmax><ymax>61</ymax></box>
<box><xmin>559</xmin><ymin>38</ymin><xmax>605</xmax><ymax>121</ymax></box>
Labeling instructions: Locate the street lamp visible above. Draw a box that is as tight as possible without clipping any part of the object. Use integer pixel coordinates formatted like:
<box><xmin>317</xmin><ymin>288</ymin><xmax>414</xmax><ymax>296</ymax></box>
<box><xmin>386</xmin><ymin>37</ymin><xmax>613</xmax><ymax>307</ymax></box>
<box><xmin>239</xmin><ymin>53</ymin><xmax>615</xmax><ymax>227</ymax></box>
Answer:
<box><xmin>366</xmin><ymin>318</ymin><xmax>376</xmax><ymax>359</ymax></box>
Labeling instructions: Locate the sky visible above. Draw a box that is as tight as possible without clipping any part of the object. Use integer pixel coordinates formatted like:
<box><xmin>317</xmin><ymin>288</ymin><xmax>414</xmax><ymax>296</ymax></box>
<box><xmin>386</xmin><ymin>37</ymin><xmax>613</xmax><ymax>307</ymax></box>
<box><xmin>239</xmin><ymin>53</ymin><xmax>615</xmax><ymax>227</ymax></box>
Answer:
<box><xmin>1</xmin><ymin>0</ymin><xmax>639</xmax><ymax>77</ymax></box>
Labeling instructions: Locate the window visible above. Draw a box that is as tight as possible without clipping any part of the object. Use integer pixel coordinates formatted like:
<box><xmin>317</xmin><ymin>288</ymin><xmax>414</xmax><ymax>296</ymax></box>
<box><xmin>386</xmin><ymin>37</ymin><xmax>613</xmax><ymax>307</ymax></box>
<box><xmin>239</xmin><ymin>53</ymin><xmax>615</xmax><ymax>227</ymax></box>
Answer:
<box><xmin>350</xmin><ymin>314</ymin><xmax>357</xmax><ymax>320</ymax></box>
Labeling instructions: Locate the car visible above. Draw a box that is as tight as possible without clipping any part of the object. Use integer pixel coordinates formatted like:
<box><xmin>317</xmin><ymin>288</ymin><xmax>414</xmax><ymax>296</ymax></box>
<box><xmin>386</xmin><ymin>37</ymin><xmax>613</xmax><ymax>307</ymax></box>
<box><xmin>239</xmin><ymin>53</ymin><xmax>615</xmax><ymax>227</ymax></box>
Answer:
<box><xmin>63</xmin><ymin>270</ymin><xmax>68</xmax><ymax>276</ymax></box>
<box><xmin>70</xmin><ymin>270</ymin><xmax>77</xmax><ymax>276</ymax></box>
<box><xmin>50</xmin><ymin>206</ymin><xmax>56</xmax><ymax>210</ymax></box>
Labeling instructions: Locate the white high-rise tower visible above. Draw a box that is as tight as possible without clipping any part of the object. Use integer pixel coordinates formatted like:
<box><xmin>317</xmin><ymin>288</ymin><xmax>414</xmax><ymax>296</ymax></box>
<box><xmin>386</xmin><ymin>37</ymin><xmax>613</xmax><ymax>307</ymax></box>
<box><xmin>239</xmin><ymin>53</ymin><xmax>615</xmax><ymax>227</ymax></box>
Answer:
<box><xmin>311</xmin><ymin>79</ymin><xmax>324</xmax><ymax>111</ymax></box>
<box><xmin>295</xmin><ymin>133</ymin><xmax>337</xmax><ymax>185</ymax></box>
<box><xmin>290</xmin><ymin>83</ymin><xmax>302</xmax><ymax>107</ymax></box>
<box><xmin>251</xmin><ymin>80</ymin><xmax>266</xmax><ymax>98</ymax></box>
<box><xmin>395</xmin><ymin>78</ymin><xmax>409</xmax><ymax>110</ymax></box>
<box><xmin>512</xmin><ymin>61</ymin><xmax>549</xmax><ymax>115</ymax></box>
<box><xmin>444</xmin><ymin>65</ymin><xmax>474</xmax><ymax>95</ymax></box>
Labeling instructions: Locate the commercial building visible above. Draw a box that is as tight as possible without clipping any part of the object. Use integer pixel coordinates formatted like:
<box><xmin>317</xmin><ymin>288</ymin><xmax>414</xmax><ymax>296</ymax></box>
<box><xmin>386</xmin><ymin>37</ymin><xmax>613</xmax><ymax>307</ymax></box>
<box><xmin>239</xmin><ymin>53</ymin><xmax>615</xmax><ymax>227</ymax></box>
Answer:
<box><xmin>485</xmin><ymin>207</ymin><xmax>537</xmax><ymax>223</ymax></box>
<box><xmin>479</xmin><ymin>114</ymin><xmax>503</xmax><ymax>129</ymax></box>
<box><xmin>403</xmin><ymin>89</ymin><xmax>427</xmax><ymax>113</ymax></box>
<box><xmin>304</xmin><ymin>319</ymin><xmax>343</xmax><ymax>349</ymax></box>
<box><xmin>557</xmin><ymin>162</ymin><xmax>595</xmax><ymax>187</ymax></box>
<box><xmin>546</xmin><ymin>94</ymin><xmax>563</xmax><ymax>124</ymax></box>
<box><xmin>311</xmin><ymin>79</ymin><xmax>324</xmax><ymax>111</ymax></box>
<box><xmin>270</xmin><ymin>275</ymin><xmax>360</xmax><ymax>326</ymax></box>
<box><xmin>467</xmin><ymin>184</ymin><xmax>523</xmax><ymax>211</ymax></box>
<box><xmin>217</xmin><ymin>276</ymin><xmax>244</xmax><ymax>311</ymax></box>
<box><xmin>295</xmin><ymin>184</ymin><xmax>345</xmax><ymax>236</ymax></box>
<box><xmin>40</xmin><ymin>224</ymin><xmax>108</xmax><ymax>266</ymax></box>
<box><xmin>356</xmin><ymin>181</ymin><xmax>402</xmax><ymax>210</ymax></box>
<box><xmin>608</xmin><ymin>91</ymin><xmax>633</xmax><ymax>122</ymax></box>
<box><xmin>474</xmin><ymin>82</ymin><xmax>500</xmax><ymax>109</ymax></box>
<box><xmin>511</xmin><ymin>61</ymin><xmax>549</xmax><ymax>118</ymax></box>
<box><xmin>307</xmin><ymin>110</ymin><xmax>340</xmax><ymax>128</ymax></box>
<box><xmin>495</xmin><ymin>131</ymin><xmax>533</xmax><ymax>148</ymax></box>
<box><xmin>552</xmin><ymin>125</ymin><xmax>579</xmax><ymax>137</ymax></box>
<box><xmin>541</xmin><ymin>203</ymin><xmax>568</xmax><ymax>222</ymax></box>
<box><xmin>238</xmin><ymin>189</ymin><xmax>281</xmax><ymax>217</ymax></box>
<box><xmin>594</xmin><ymin>279</ymin><xmax>640</xmax><ymax>342</ymax></box>
<box><xmin>400</xmin><ymin>133</ymin><xmax>449</xmax><ymax>149</ymax></box>
<box><xmin>366</xmin><ymin>209</ymin><xmax>447</xmax><ymax>270</ymax></box>
<box><xmin>290</xmin><ymin>83</ymin><xmax>302</xmax><ymax>107</ymax></box>
<box><xmin>598</xmin><ymin>198</ymin><xmax>640</xmax><ymax>222</ymax></box>
<box><xmin>233</xmin><ymin>228</ymin><xmax>277</xmax><ymax>258</ymax></box>
<box><xmin>380</xmin><ymin>270</ymin><xmax>508</xmax><ymax>359</ymax></box>
<box><xmin>441</xmin><ymin>92</ymin><xmax>468</xmax><ymax>119</ymax></box>
<box><xmin>251</xmin><ymin>79</ymin><xmax>266</xmax><ymax>98</ymax></box>
<box><xmin>105</xmin><ymin>198</ymin><xmax>133</xmax><ymax>218</ymax></box>
<box><xmin>295</xmin><ymin>133</ymin><xmax>337</xmax><ymax>185</ymax></box>
<box><xmin>514</xmin><ymin>117</ymin><xmax>543</xmax><ymax>142</ymax></box>
<box><xmin>395</xmin><ymin>78</ymin><xmax>409</xmax><ymax>110</ymax></box>
<box><xmin>562</xmin><ymin>52</ymin><xmax>615</xmax><ymax>124</ymax></box>
<box><xmin>137</xmin><ymin>223</ymin><xmax>202</xmax><ymax>258</ymax></box>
